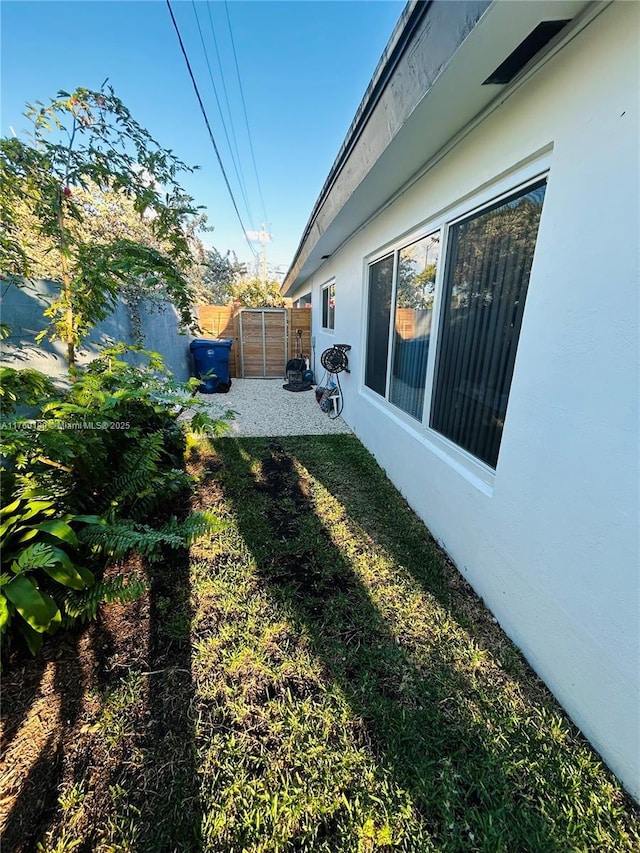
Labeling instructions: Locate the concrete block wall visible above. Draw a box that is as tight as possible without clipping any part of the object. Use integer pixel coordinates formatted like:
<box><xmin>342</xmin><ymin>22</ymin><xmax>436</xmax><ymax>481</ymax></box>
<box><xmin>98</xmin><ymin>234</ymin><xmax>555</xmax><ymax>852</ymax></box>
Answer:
<box><xmin>1</xmin><ymin>279</ymin><xmax>192</xmax><ymax>382</ymax></box>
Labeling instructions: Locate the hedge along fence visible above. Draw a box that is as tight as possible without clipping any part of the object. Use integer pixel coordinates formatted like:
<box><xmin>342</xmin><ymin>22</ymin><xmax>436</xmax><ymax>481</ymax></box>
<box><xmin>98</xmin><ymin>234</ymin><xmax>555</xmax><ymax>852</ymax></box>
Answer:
<box><xmin>198</xmin><ymin>305</ymin><xmax>312</xmax><ymax>379</ymax></box>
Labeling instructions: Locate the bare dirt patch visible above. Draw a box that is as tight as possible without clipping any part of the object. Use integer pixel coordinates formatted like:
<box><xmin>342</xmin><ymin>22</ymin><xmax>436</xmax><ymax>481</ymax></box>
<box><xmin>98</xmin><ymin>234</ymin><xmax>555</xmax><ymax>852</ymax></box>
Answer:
<box><xmin>0</xmin><ymin>546</ymin><xmax>197</xmax><ymax>852</ymax></box>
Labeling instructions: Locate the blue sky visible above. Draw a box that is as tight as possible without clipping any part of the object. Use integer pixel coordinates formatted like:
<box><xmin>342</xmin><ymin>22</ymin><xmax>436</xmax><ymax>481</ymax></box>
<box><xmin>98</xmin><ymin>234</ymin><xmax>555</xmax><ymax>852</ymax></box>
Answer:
<box><xmin>1</xmin><ymin>0</ymin><xmax>405</xmax><ymax>276</ymax></box>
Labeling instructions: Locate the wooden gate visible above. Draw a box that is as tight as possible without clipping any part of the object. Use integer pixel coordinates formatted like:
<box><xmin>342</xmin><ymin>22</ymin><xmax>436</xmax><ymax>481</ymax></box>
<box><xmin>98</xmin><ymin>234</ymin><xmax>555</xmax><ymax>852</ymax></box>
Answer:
<box><xmin>198</xmin><ymin>305</ymin><xmax>312</xmax><ymax>379</ymax></box>
<box><xmin>239</xmin><ymin>309</ymin><xmax>288</xmax><ymax>378</ymax></box>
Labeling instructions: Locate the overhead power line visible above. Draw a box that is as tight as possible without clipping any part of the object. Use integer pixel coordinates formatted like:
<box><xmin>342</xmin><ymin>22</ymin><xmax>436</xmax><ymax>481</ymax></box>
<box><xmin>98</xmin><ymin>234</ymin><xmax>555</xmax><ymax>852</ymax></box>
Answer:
<box><xmin>191</xmin><ymin>0</ymin><xmax>255</xmax><ymax>231</ymax></box>
<box><xmin>204</xmin><ymin>0</ymin><xmax>255</xmax><ymax>230</ymax></box>
<box><xmin>224</xmin><ymin>0</ymin><xmax>270</xmax><ymax>229</ymax></box>
<box><xmin>165</xmin><ymin>0</ymin><xmax>258</xmax><ymax>259</ymax></box>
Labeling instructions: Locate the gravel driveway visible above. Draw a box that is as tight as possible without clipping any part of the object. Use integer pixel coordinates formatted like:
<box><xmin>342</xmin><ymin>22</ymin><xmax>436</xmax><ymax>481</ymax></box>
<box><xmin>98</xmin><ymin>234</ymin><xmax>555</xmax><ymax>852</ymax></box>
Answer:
<box><xmin>190</xmin><ymin>378</ymin><xmax>352</xmax><ymax>437</ymax></box>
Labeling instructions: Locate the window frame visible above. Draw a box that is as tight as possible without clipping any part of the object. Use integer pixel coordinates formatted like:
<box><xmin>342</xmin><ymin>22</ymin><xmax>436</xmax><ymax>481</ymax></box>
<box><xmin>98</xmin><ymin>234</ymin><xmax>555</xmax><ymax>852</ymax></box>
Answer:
<box><xmin>361</xmin><ymin>161</ymin><xmax>550</xmax><ymax>489</ymax></box>
<box><xmin>294</xmin><ymin>292</ymin><xmax>312</xmax><ymax>309</ymax></box>
<box><xmin>320</xmin><ymin>279</ymin><xmax>336</xmax><ymax>331</ymax></box>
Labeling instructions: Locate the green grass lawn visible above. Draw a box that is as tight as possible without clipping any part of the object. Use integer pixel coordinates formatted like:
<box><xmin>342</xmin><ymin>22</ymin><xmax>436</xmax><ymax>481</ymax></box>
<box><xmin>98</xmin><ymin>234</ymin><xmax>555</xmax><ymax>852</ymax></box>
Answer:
<box><xmin>31</xmin><ymin>434</ymin><xmax>639</xmax><ymax>853</ymax></box>
<box><xmin>183</xmin><ymin>435</ymin><xmax>639</xmax><ymax>852</ymax></box>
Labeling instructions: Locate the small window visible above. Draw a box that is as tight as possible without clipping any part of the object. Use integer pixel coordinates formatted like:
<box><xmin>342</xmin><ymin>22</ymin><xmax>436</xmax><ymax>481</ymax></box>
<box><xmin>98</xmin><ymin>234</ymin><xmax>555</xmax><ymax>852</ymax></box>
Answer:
<box><xmin>294</xmin><ymin>293</ymin><xmax>312</xmax><ymax>308</ymax></box>
<box><xmin>321</xmin><ymin>281</ymin><xmax>335</xmax><ymax>330</ymax></box>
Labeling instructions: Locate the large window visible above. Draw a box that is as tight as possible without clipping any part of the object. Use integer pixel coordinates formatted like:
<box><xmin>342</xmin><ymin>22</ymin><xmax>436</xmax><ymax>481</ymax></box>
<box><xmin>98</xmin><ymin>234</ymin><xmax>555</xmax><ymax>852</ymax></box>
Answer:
<box><xmin>365</xmin><ymin>177</ymin><xmax>546</xmax><ymax>469</ymax></box>
<box><xmin>365</xmin><ymin>235</ymin><xmax>439</xmax><ymax>419</ymax></box>
<box><xmin>364</xmin><ymin>255</ymin><xmax>393</xmax><ymax>395</ymax></box>
<box><xmin>321</xmin><ymin>281</ymin><xmax>335</xmax><ymax>330</ymax></box>
<box><xmin>390</xmin><ymin>234</ymin><xmax>439</xmax><ymax>419</ymax></box>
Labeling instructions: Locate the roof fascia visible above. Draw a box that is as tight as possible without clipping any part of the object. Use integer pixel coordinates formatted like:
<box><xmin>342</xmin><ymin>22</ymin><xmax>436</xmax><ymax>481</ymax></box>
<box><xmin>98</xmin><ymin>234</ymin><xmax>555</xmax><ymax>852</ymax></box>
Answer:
<box><xmin>282</xmin><ymin>0</ymin><xmax>491</xmax><ymax>295</ymax></box>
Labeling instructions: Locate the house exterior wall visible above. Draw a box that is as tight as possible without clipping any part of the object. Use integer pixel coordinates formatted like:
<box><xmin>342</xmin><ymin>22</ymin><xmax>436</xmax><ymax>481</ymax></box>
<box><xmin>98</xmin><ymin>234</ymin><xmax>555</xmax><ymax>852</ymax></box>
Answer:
<box><xmin>295</xmin><ymin>2</ymin><xmax>639</xmax><ymax>797</ymax></box>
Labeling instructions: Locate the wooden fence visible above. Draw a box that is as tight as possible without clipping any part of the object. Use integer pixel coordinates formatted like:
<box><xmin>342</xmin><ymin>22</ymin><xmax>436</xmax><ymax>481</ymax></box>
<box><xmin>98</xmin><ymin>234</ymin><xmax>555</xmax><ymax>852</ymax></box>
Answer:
<box><xmin>287</xmin><ymin>308</ymin><xmax>312</xmax><ymax>365</ymax></box>
<box><xmin>198</xmin><ymin>305</ymin><xmax>312</xmax><ymax>378</ymax></box>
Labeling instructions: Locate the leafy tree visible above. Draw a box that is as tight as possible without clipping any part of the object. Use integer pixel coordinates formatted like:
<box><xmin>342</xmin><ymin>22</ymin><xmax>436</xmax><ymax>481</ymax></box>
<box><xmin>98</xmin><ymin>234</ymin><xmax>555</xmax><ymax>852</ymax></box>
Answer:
<box><xmin>5</xmin><ymin>177</ymin><xmax>213</xmax><ymax>342</ymax></box>
<box><xmin>230</xmin><ymin>277</ymin><xmax>285</xmax><ymax>308</ymax></box>
<box><xmin>0</xmin><ymin>84</ymin><xmax>201</xmax><ymax>369</ymax></box>
<box><xmin>193</xmin><ymin>247</ymin><xmax>247</xmax><ymax>305</ymax></box>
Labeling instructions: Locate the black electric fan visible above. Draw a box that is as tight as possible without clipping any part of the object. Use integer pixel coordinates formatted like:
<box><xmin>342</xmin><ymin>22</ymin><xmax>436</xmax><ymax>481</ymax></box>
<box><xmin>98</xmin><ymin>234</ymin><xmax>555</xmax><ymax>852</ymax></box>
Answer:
<box><xmin>320</xmin><ymin>344</ymin><xmax>351</xmax><ymax>374</ymax></box>
<box><xmin>318</xmin><ymin>345</ymin><xmax>351</xmax><ymax>418</ymax></box>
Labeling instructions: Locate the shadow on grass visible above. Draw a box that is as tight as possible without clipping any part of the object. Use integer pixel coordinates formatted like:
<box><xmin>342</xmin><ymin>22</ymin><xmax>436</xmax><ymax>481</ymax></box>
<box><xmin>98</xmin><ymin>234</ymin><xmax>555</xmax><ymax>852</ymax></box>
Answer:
<box><xmin>212</xmin><ymin>437</ymin><xmax>591</xmax><ymax>851</ymax></box>
<box><xmin>282</xmin><ymin>435</ymin><xmax>546</xmax><ymax>701</ymax></box>
<box><xmin>139</xmin><ymin>545</ymin><xmax>203</xmax><ymax>852</ymax></box>
<box><xmin>1</xmin><ymin>633</ymin><xmax>85</xmax><ymax>851</ymax></box>
<box><xmin>1</xmin><ymin>547</ymin><xmax>203</xmax><ymax>853</ymax></box>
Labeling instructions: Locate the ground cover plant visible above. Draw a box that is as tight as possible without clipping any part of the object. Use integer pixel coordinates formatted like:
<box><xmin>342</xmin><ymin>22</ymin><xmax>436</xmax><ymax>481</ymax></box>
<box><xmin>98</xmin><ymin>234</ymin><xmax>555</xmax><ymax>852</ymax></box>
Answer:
<box><xmin>2</xmin><ymin>435</ymin><xmax>638</xmax><ymax>852</ymax></box>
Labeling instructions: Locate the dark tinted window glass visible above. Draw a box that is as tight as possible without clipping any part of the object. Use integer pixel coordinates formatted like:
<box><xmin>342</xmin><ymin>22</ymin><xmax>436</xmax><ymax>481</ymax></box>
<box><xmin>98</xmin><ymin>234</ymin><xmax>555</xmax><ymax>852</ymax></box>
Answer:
<box><xmin>365</xmin><ymin>255</ymin><xmax>394</xmax><ymax>396</ymax></box>
<box><xmin>322</xmin><ymin>283</ymin><xmax>335</xmax><ymax>329</ymax></box>
<box><xmin>431</xmin><ymin>181</ymin><xmax>546</xmax><ymax>467</ymax></box>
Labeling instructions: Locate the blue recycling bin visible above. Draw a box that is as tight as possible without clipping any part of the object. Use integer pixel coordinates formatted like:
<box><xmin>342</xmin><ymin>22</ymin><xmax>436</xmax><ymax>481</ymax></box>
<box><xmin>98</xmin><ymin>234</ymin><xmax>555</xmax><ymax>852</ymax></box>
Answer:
<box><xmin>189</xmin><ymin>338</ymin><xmax>233</xmax><ymax>393</ymax></box>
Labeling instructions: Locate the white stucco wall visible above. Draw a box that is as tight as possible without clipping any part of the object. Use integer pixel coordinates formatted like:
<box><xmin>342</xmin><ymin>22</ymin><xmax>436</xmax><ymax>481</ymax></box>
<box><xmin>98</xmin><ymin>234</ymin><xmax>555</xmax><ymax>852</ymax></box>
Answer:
<box><xmin>299</xmin><ymin>2</ymin><xmax>639</xmax><ymax>798</ymax></box>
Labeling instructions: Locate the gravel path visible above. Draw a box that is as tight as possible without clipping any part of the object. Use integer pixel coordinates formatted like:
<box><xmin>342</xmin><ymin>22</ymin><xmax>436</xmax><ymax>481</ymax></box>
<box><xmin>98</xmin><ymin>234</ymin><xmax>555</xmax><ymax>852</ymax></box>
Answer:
<box><xmin>187</xmin><ymin>378</ymin><xmax>352</xmax><ymax>437</ymax></box>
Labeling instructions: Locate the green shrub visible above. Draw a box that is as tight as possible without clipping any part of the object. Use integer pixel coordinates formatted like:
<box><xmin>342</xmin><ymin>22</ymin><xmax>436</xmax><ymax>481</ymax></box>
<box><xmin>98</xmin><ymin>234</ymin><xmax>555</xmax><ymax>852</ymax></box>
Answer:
<box><xmin>0</xmin><ymin>346</ymin><xmax>230</xmax><ymax>655</ymax></box>
<box><xmin>0</xmin><ymin>366</ymin><xmax>57</xmax><ymax>414</ymax></box>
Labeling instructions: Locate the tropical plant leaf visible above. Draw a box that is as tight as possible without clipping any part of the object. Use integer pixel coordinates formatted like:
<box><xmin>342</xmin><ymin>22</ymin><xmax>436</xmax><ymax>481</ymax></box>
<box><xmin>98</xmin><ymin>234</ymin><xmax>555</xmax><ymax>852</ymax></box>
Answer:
<box><xmin>73</xmin><ymin>515</ymin><xmax>105</xmax><ymax>525</ymax></box>
<box><xmin>17</xmin><ymin>620</ymin><xmax>43</xmax><ymax>654</ymax></box>
<box><xmin>17</xmin><ymin>500</ymin><xmax>56</xmax><ymax>521</ymax></box>
<box><xmin>36</xmin><ymin>519</ymin><xmax>79</xmax><ymax>546</ymax></box>
<box><xmin>10</xmin><ymin>542</ymin><xmax>58</xmax><ymax>574</ymax></box>
<box><xmin>45</xmin><ymin>605</ymin><xmax>62</xmax><ymax>634</ymax></box>
<box><xmin>76</xmin><ymin>564</ymin><xmax>95</xmax><ymax>585</ymax></box>
<box><xmin>41</xmin><ymin>554</ymin><xmax>91</xmax><ymax>590</ymax></box>
<box><xmin>0</xmin><ymin>498</ymin><xmax>22</xmax><ymax>517</ymax></box>
<box><xmin>14</xmin><ymin>528</ymin><xmax>42</xmax><ymax>546</ymax></box>
<box><xmin>0</xmin><ymin>516</ymin><xmax>25</xmax><ymax>540</ymax></box>
<box><xmin>0</xmin><ymin>593</ymin><xmax>10</xmax><ymax>629</ymax></box>
<box><xmin>4</xmin><ymin>575</ymin><xmax>60</xmax><ymax>631</ymax></box>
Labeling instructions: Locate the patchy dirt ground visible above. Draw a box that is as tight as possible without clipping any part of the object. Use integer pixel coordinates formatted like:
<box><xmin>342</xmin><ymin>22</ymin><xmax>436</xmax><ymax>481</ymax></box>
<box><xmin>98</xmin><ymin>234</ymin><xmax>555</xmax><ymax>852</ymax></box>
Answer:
<box><xmin>0</xmin><ymin>539</ymin><xmax>201</xmax><ymax>853</ymax></box>
<box><xmin>3</xmin><ymin>437</ymin><xmax>639</xmax><ymax>853</ymax></box>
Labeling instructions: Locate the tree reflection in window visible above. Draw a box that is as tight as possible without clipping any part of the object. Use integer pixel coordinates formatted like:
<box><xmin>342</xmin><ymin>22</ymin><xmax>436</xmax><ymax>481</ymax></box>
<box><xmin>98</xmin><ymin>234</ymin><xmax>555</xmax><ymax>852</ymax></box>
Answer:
<box><xmin>389</xmin><ymin>233</ymin><xmax>440</xmax><ymax>419</ymax></box>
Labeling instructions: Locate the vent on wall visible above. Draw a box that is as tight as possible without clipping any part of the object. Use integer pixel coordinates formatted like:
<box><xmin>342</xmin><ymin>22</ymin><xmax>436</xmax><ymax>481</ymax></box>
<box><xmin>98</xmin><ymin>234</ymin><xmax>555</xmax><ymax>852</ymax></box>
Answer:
<box><xmin>483</xmin><ymin>20</ymin><xmax>571</xmax><ymax>85</ymax></box>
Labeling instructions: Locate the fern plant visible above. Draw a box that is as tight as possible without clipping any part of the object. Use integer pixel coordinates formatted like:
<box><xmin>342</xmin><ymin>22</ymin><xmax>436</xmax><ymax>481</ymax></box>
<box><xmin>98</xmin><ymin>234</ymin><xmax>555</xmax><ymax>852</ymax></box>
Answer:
<box><xmin>79</xmin><ymin>511</ymin><xmax>224</xmax><ymax>562</ymax></box>
<box><xmin>62</xmin><ymin>573</ymin><xmax>149</xmax><ymax>626</ymax></box>
<box><xmin>0</xmin><ymin>346</ymin><xmax>230</xmax><ymax>657</ymax></box>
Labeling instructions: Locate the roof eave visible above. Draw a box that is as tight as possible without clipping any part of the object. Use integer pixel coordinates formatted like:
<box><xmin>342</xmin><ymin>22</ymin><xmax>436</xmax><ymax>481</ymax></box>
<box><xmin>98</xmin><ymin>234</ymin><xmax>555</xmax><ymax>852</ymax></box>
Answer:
<box><xmin>282</xmin><ymin>0</ymin><xmax>596</xmax><ymax>297</ymax></box>
<box><xmin>282</xmin><ymin>0</ymin><xmax>492</xmax><ymax>296</ymax></box>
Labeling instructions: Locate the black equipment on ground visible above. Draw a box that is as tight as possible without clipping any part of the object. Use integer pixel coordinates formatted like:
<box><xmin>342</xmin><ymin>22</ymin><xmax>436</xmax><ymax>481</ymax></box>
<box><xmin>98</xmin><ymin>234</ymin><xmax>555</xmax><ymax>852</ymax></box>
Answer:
<box><xmin>286</xmin><ymin>329</ymin><xmax>307</xmax><ymax>383</ymax></box>
<box><xmin>283</xmin><ymin>380</ymin><xmax>313</xmax><ymax>392</ymax></box>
